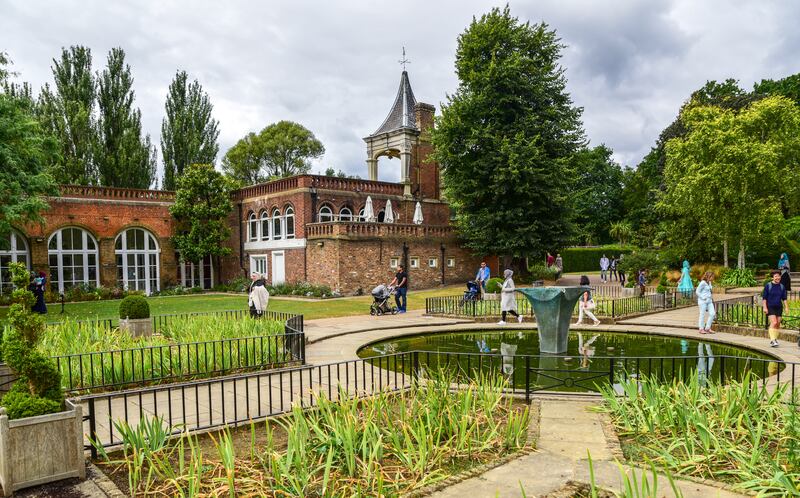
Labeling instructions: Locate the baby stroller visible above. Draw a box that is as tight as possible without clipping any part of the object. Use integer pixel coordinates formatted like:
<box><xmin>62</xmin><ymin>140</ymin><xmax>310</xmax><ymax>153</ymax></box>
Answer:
<box><xmin>370</xmin><ymin>284</ymin><xmax>398</xmax><ymax>316</ymax></box>
<box><xmin>461</xmin><ymin>280</ymin><xmax>480</xmax><ymax>306</ymax></box>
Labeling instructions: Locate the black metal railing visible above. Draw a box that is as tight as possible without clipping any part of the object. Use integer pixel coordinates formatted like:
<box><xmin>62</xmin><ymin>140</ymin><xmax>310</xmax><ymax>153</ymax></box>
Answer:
<box><xmin>716</xmin><ymin>295</ymin><xmax>800</xmax><ymax>330</ymax></box>
<box><xmin>79</xmin><ymin>349</ymin><xmax>797</xmax><ymax>456</ymax></box>
<box><xmin>425</xmin><ymin>296</ymin><xmax>536</xmax><ymax>319</ymax></box>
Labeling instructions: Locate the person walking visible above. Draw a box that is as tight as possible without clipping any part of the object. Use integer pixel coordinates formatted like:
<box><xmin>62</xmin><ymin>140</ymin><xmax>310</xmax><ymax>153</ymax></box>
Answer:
<box><xmin>637</xmin><ymin>269</ymin><xmax>647</xmax><ymax>297</ymax></box>
<box><xmin>475</xmin><ymin>261</ymin><xmax>490</xmax><ymax>299</ymax></box>
<box><xmin>779</xmin><ymin>252</ymin><xmax>792</xmax><ymax>292</ymax></box>
<box><xmin>677</xmin><ymin>260</ymin><xmax>694</xmax><ymax>295</ymax></box>
<box><xmin>248</xmin><ymin>272</ymin><xmax>270</xmax><ymax>318</ymax></box>
<box><xmin>575</xmin><ymin>275</ymin><xmax>601</xmax><ymax>326</ymax></box>
<box><xmin>762</xmin><ymin>270</ymin><xmax>788</xmax><ymax>347</ymax></box>
<box><xmin>599</xmin><ymin>254</ymin><xmax>610</xmax><ymax>283</ymax></box>
<box><xmin>546</xmin><ymin>252</ymin><xmax>555</xmax><ymax>268</ymax></box>
<box><xmin>609</xmin><ymin>256</ymin><xmax>618</xmax><ymax>282</ymax></box>
<box><xmin>696</xmin><ymin>271</ymin><xmax>716</xmax><ymax>334</ymax></box>
<box><xmin>554</xmin><ymin>254</ymin><xmax>563</xmax><ymax>280</ymax></box>
<box><xmin>498</xmin><ymin>269</ymin><xmax>522</xmax><ymax>325</ymax></box>
<box><xmin>390</xmin><ymin>264</ymin><xmax>409</xmax><ymax>313</ymax></box>
<box><xmin>31</xmin><ymin>271</ymin><xmax>47</xmax><ymax>314</ymax></box>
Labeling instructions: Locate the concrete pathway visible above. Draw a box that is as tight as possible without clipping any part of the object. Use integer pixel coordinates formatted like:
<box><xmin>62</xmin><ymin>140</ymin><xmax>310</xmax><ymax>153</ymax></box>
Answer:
<box><xmin>429</xmin><ymin>398</ymin><xmax>745</xmax><ymax>498</ymax></box>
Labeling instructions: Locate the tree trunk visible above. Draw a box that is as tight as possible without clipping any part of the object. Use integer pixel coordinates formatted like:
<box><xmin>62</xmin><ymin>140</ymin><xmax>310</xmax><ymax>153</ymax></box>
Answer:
<box><xmin>737</xmin><ymin>240</ymin><xmax>746</xmax><ymax>269</ymax></box>
<box><xmin>723</xmin><ymin>239</ymin><xmax>729</xmax><ymax>268</ymax></box>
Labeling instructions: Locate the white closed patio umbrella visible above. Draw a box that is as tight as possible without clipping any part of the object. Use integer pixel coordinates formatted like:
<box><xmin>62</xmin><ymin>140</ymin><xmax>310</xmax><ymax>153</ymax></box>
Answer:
<box><xmin>412</xmin><ymin>201</ymin><xmax>423</xmax><ymax>225</ymax></box>
<box><xmin>384</xmin><ymin>199</ymin><xmax>395</xmax><ymax>223</ymax></box>
<box><xmin>363</xmin><ymin>196</ymin><xmax>375</xmax><ymax>222</ymax></box>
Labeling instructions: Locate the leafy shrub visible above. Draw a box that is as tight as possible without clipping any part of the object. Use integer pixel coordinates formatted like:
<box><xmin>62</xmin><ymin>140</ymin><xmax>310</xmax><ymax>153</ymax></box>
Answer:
<box><xmin>119</xmin><ymin>295</ymin><xmax>150</xmax><ymax>319</ymax></box>
<box><xmin>0</xmin><ymin>263</ymin><xmax>64</xmax><ymax>419</ymax></box>
<box><xmin>485</xmin><ymin>277</ymin><xmax>504</xmax><ymax>293</ymax></box>
<box><xmin>616</xmin><ymin>250</ymin><xmax>664</xmax><ymax>275</ymax></box>
<box><xmin>561</xmin><ymin>245</ymin><xmax>634</xmax><ymax>273</ymax></box>
<box><xmin>528</xmin><ymin>264</ymin><xmax>560</xmax><ymax>282</ymax></box>
<box><xmin>719</xmin><ymin>268</ymin><xmax>758</xmax><ymax>287</ymax></box>
<box><xmin>656</xmin><ymin>273</ymin><xmax>670</xmax><ymax>293</ymax></box>
<box><xmin>267</xmin><ymin>281</ymin><xmax>333</xmax><ymax>298</ymax></box>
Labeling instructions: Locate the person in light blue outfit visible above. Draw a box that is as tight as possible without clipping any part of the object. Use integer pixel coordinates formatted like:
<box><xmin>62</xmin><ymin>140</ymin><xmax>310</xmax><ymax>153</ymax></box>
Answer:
<box><xmin>779</xmin><ymin>252</ymin><xmax>790</xmax><ymax>271</ymax></box>
<box><xmin>695</xmin><ymin>271</ymin><xmax>715</xmax><ymax>334</ymax></box>
<box><xmin>677</xmin><ymin>260</ymin><xmax>694</xmax><ymax>294</ymax></box>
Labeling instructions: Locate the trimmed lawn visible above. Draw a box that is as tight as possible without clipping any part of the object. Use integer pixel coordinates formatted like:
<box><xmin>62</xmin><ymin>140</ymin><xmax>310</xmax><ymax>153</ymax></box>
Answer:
<box><xmin>0</xmin><ymin>285</ymin><xmax>466</xmax><ymax>322</ymax></box>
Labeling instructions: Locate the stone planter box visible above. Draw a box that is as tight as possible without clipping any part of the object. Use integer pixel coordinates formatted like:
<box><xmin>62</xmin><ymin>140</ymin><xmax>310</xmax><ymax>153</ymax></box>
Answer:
<box><xmin>119</xmin><ymin>317</ymin><xmax>153</xmax><ymax>337</ymax></box>
<box><xmin>0</xmin><ymin>400</ymin><xmax>85</xmax><ymax>495</ymax></box>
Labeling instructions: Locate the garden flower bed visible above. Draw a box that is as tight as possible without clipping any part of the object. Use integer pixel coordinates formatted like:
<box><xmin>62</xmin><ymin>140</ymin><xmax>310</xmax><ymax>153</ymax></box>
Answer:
<box><xmin>93</xmin><ymin>373</ymin><xmax>530</xmax><ymax>497</ymax></box>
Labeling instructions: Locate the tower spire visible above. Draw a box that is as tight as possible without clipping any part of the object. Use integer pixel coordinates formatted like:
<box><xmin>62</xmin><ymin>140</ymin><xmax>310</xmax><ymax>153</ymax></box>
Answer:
<box><xmin>398</xmin><ymin>46</ymin><xmax>411</xmax><ymax>72</ymax></box>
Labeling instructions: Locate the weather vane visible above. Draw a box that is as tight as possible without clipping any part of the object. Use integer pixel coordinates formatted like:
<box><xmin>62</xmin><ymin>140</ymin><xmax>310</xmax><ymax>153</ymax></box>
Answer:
<box><xmin>399</xmin><ymin>47</ymin><xmax>411</xmax><ymax>71</ymax></box>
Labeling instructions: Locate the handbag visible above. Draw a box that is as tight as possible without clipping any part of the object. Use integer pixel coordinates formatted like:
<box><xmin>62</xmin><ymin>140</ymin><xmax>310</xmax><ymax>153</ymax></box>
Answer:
<box><xmin>586</xmin><ymin>299</ymin><xmax>596</xmax><ymax>310</ymax></box>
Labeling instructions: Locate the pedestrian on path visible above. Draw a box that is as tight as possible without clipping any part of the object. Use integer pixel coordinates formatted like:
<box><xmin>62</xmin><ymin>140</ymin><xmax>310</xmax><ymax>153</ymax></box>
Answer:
<box><xmin>554</xmin><ymin>254</ymin><xmax>563</xmax><ymax>280</ymax></box>
<box><xmin>779</xmin><ymin>252</ymin><xmax>792</xmax><ymax>292</ymax></box>
<box><xmin>475</xmin><ymin>261</ymin><xmax>490</xmax><ymax>298</ymax></box>
<box><xmin>599</xmin><ymin>255</ymin><xmax>609</xmax><ymax>283</ymax></box>
<box><xmin>575</xmin><ymin>275</ymin><xmax>601</xmax><ymax>326</ymax></box>
<box><xmin>762</xmin><ymin>270</ymin><xmax>788</xmax><ymax>347</ymax></box>
<box><xmin>695</xmin><ymin>271</ymin><xmax>715</xmax><ymax>334</ymax></box>
<box><xmin>390</xmin><ymin>264</ymin><xmax>409</xmax><ymax>313</ymax></box>
<box><xmin>498</xmin><ymin>269</ymin><xmax>522</xmax><ymax>325</ymax></box>
<box><xmin>546</xmin><ymin>252</ymin><xmax>555</xmax><ymax>268</ymax></box>
<box><xmin>609</xmin><ymin>256</ymin><xmax>618</xmax><ymax>282</ymax></box>
<box><xmin>677</xmin><ymin>260</ymin><xmax>694</xmax><ymax>295</ymax></box>
<box><xmin>637</xmin><ymin>269</ymin><xmax>648</xmax><ymax>297</ymax></box>
<box><xmin>248</xmin><ymin>272</ymin><xmax>270</xmax><ymax>318</ymax></box>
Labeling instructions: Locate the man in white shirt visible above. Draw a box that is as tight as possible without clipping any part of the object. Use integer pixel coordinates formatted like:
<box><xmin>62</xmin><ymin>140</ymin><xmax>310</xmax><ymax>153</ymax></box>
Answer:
<box><xmin>599</xmin><ymin>255</ymin><xmax>610</xmax><ymax>283</ymax></box>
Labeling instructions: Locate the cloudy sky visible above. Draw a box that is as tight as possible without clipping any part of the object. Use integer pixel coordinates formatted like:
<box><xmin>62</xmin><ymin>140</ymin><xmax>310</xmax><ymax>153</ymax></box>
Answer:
<box><xmin>3</xmin><ymin>0</ymin><xmax>798</xmax><ymax>183</ymax></box>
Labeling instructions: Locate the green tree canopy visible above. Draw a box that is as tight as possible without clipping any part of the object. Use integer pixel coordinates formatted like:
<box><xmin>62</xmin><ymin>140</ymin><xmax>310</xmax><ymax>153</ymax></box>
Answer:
<box><xmin>170</xmin><ymin>164</ymin><xmax>233</xmax><ymax>280</ymax></box>
<box><xmin>161</xmin><ymin>70</ymin><xmax>219</xmax><ymax>190</ymax></box>
<box><xmin>0</xmin><ymin>56</ymin><xmax>58</xmax><ymax>238</ymax></box>
<box><xmin>222</xmin><ymin>120</ymin><xmax>324</xmax><ymax>185</ymax></box>
<box><xmin>94</xmin><ymin>47</ymin><xmax>156</xmax><ymax>188</ymax></box>
<box><xmin>569</xmin><ymin>145</ymin><xmax>624</xmax><ymax>245</ymax></box>
<box><xmin>661</xmin><ymin>96</ymin><xmax>800</xmax><ymax>268</ymax></box>
<box><xmin>431</xmin><ymin>6</ymin><xmax>584</xmax><ymax>261</ymax></box>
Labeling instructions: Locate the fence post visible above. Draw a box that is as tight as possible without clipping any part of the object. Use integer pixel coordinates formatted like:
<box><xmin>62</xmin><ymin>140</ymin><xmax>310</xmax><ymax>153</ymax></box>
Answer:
<box><xmin>412</xmin><ymin>351</ymin><xmax>419</xmax><ymax>383</ymax></box>
<box><xmin>525</xmin><ymin>355</ymin><xmax>530</xmax><ymax>404</ymax></box>
<box><xmin>719</xmin><ymin>356</ymin><xmax>726</xmax><ymax>385</ymax></box>
<box><xmin>88</xmin><ymin>397</ymin><xmax>97</xmax><ymax>460</ymax></box>
<box><xmin>609</xmin><ymin>358</ymin><xmax>615</xmax><ymax>388</ymax></box>
<box><xmin>612</xmin><ymin>299</ymin><xmax>616</xmax><ymax>319</ymax></box>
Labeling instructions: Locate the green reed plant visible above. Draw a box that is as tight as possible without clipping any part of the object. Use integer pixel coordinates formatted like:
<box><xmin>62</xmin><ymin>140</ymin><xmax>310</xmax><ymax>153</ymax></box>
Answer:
<box><xmin>598</xmin><ymin>372</ymin><xmax>800</xmax><ymax>495</ymax></box>
<box><xmin>95</xmin><ymin>370</ymin><xmax>530</xmax><ymax>496</ymax></box>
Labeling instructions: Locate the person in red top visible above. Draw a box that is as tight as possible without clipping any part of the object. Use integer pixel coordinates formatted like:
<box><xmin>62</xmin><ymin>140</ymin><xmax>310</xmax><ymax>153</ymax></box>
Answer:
<box><xmin>546</xmin><ymin>252</ymin><xmax>555</xmax><ymax>268</ymax></box>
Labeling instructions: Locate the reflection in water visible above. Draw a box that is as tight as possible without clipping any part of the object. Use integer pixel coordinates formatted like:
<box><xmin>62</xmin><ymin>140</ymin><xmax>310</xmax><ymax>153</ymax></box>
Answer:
<box><xmin>501</xmin><ymin>343</ymin><xmax>517</xmax><ymax>375</ymax></box>
<box><xmin>578</xmin><ymin>333</ymin><xmax>599</xmax><ymax>370</ymax></box>
<box><xmin>697</xmin><ymin>343</ymin><xmax>714</xmax><ymax>387</ymax></box>
<box><xmin>476</xmin><ymin>340</ymin><xmax>491</xmax><ymax>353</ymax></box>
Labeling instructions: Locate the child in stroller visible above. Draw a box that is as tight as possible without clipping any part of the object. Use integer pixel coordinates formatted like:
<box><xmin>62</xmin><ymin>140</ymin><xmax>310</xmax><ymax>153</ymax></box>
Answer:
<box><xmin>461</xmin><ymin>280</ymin><xmax>480</xmax><ymax>306</ymax></box>
<box><xmin>370</xmin><ymin>284</ymin><xmax>398</xmax><ymax>316</ymax></box>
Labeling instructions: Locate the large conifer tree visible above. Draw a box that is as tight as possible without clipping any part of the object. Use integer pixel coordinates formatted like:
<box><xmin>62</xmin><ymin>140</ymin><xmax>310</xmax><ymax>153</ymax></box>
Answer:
<box><xmin>161</xmin><ymin>70</ymin><xmax>219</xmax><ymax>190</ymax></box>
<box><xmin>94</xmin><ymin>48</ymin><xmax>156</xmax><ymax>188</ymax></box>
<box><xmin>431</xmin><ymin>7</ymin><xmax>584</xmax><ymax>263</ymax></box>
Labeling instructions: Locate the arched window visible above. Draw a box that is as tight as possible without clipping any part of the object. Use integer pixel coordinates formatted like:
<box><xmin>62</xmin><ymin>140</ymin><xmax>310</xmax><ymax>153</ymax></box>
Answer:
<box><xmin>248</xmin><ymin>212</ymin><xmax>258</xmax><ymax>241</ymax></box>
<box><xmin>1</xmin><ymin>230</ymin><xmax>29</xmax><ymax>294</ymax></box>
<box><xmin>339</xmin><ymin>207</ymin><xmax>353</xmax><ymax>221</ymax></box>
<box><xmin>318</xmin><ymin>205</ymin><xmax>333</xmax><ymax>222</ymax></box>
<box><xmin>260</xmin><ymin>210</ymin><xmax>270</xmax><ymax>241</ymax></box>
<box><xmin>48</xmin><ymin>227</ymin><xmax>99</xmax><ymax>293</ymax></box>
<box><xmin>377</xmin><ymin>210</ymin><xmax>386</xmax><ymax>223</ymax></box>
<box><xmin>115</xmin><ymin>228</ymin><xmax>160</xmax><ymax>295</ymax></box>
<box><xmin>358</xmin><ymin>208</ymin><xmax>365</xmax><ymax>222</ymax></box>
<box><xmin>272</xmin><ymin>208</ymin><xmax>283</xmax><ymax>240</ymax></box>
<box><xmin>285</xmin><ymin>206</ymin><xmax>295</xmax><ymax>239</ymax></box>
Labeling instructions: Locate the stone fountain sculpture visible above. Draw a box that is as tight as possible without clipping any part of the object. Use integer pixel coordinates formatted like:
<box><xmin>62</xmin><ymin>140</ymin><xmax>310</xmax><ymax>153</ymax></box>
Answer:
<box><xmin>516</xmin><ymin>286</ymin><xmax>589</xmax><ymax>354</ymax></box>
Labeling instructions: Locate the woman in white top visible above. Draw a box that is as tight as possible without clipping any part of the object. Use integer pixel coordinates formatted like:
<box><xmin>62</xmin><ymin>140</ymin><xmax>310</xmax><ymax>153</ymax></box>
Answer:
<box><xmin>498</xmin><ymin>269</ymin><xmax>523</xmax><ymax>325</ymax></box>
<box><xmin>695</xmin><ymin>271</ymin><xmax>715</xmax><ymax>334</ymax></box>
<box><xmin>575</xmin><ymin>275</ymin><xmax>601</xmax><ymax>326</ymax></box>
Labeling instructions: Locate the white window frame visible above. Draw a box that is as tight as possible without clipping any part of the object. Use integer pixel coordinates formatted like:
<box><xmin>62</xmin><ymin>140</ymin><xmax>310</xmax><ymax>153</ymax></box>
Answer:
<box><xmin>179</xmin><ymin>255</ymin><xmax>214</xmax><ymax>289</ymax></box>
<box><xmin>1</xmin><ymin>230</ymin><xmax>30</xmax><ymax>294</ymax></box>
<box><xmin>447</xmin><ymin>257</ymin><xmax>456</xmax><ymax>268</ymax></box>
<box><xmin>260</xmin><ymin>210</ymin><xmax>270</xmax><ymax>241</ymax></box>
<box><xmin>47</xmin><ymin>227</ymin><xmax>100</xmax><ymax>293</ymax></box>
<box><xmin>272</xmin><ymin>208</ymin><xmax>283</xmax><ymax>240</ymax></box>
<box><xmin>285</xmin><ymin>206</ymin><xmax>295</xmax><ymax>239</ymax></box>
<box><xmin>389</xmin><ymin>257</ymin><xmax>399</xmax><ymax>269</ymax></box>
<box><xmin>115</xmin><ymin>228</ymin><xmax>160</xmax><ymax>295</ymax></box>
<box><xmin>410</xmin><ymin>257</ymin><xmax>419</xmax><ymax>269</ymax></box>
<box><xmin>358</xmin><ymin>208</ymin><xmax>365</xmax><ymax>222</ymax></box>
<box><xmin>250</xmin><ymin>255</ymin><xmax>267</xmax><ymax>277</ymax></box>
<box><xmin>248</xmin><ymin>212</ymin><xmax>258</xmax><ymax>241</ymax></box>
<box><xmin>339</xmin><ymin>207</ymin><xmax>353</xmax><ymax>221</ymax></box>
<box><xmin>428</xmin><ymin>257</ymin><xmax>438</xmax><ymax>268</ymax></box>
<box><xmin>319</xmin><ymin>205</ymin><xmax>333</xmax><ymax>222</ymax></box>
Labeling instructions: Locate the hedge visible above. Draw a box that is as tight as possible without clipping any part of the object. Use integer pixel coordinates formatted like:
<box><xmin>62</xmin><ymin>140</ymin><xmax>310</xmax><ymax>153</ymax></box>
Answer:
<box><xmin>560</xmin><ymin>245</ymin><xmax>635</xmax><ymax>273</ymax></box>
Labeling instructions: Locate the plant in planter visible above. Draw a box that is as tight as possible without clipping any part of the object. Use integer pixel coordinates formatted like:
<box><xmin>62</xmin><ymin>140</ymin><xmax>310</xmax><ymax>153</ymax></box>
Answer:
<box><xmin>483</xmin><ymin>277</ymin><xmax>504</xmax><ymax>300</ymax></box>
<box><xmin>119</xmin><ymin>295</ymin><xmax>152</xmax><ymax>337</ymax></box>
<box><xmin>0</xmin><ymin>263</ymin><xmax>84</xmax><ymax>494</ymax></box>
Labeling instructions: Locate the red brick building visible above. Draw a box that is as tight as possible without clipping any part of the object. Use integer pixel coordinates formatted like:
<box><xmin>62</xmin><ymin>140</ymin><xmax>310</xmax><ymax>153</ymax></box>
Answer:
<box><xmin>1</xmin><ymin>71</ymin><xmax>492</xmax><ymax>295</ymax></box>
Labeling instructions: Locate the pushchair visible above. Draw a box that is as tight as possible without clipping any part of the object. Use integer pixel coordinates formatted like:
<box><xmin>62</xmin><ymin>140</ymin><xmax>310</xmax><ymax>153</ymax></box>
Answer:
<box><xmin>370</xmin><ymin>284</ymin><xmax>398</xmax><ymax>316</ymax></box>
<box><xmin>460</xmin><ymin>280</ymin><xmax>480</xmax><ymax>306</ymax></box>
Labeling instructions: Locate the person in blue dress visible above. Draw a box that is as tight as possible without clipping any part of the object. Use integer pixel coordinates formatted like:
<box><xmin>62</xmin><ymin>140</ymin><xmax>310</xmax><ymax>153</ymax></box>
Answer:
<box><xmin>778</xmin><ymin>252</ymin><xmax>792</xmax><ymax>292</ymax></box>
<box><xmin>677</xmin><ymin>260</ymin><xmax>694</xmax><ymax>295</ymax></box>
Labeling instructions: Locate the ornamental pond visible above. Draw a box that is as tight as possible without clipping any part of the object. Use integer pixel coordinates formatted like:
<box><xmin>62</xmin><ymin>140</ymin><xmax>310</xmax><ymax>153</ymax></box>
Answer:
<box><xmin>357</xmin><ymin>329</ymin><xmax>781</xmax><ymax>393</ymax></box>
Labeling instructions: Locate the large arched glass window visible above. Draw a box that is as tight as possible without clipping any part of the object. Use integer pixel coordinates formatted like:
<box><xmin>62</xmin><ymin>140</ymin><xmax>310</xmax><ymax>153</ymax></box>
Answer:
<box><xmin>358</xmin><ymin>207</ymin><xmax>365</xmax><ymax>222</ymax></box>
<box><xmin>272</xmin><ymin>208</ymin><xmax>283</xmax><ymax>240</ymax></box>
<box><xmin>1</xmin><ymin>230</ymin><xmax>29</xmax><ymax>294</ymax></box>
<box><xmin>318</xmin><ymin>205</ymin><xmax>333</xmax><ymax>222</ymax></box>
<box><xmin>285</xmin><ymin>206</ymin><xmax>295</xmax><ymax>239</ymax></box>
<box><xmin>339</xmin><ymin>207</ymin><xmax>353</xmax><ymax>221</ymax></box>
<box><xmin>48</xmin><ymin>227</ymin><xmax>99</xmax><ymax>293</ymax></box>
<box><xmin>248</xmin><ymin>212</ymin><xmax>258</xmax><ymax>241</ymax></box>
<box><xmin>260</xmin><ymin>210</ymin><xmax>270</xmax><ymax>241</ymax></box>
<box><xmin>377</xmin><ymin>210</ymin><xmax>386</xmax><ymax>223</ymax></box>
<box><xmin>115</xmin><ymin>228</ymin><xmax>160</xmax><ymax>294</ymax></box>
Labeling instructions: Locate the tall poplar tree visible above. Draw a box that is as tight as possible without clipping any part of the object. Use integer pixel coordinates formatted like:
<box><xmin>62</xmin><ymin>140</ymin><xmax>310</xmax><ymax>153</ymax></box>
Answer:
<box><xmin>431</xmin><ymin>7</ymin><xmax>584</xmax><ymax>264</ymax></box>
<box><xmin>37</xmin><ymin>46</ymin><xmax>97</xmax><ymax>184</ymax></box>
<box><xmin>161</xmin><ymin>70</ymin><xmax>219</xmax><ymax>190</ymax></box>
<box><xmin>94</xmin><ymin>47</ymin><xmax>156</xmax><ymax>188</ymax></box>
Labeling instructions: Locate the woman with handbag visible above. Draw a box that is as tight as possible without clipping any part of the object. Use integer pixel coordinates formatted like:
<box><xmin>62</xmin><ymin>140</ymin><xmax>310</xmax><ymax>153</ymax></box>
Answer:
<box><xmin>575</xmin><ymin>275</ymin><xmax>601</xmax><ymax>326</ymax></box>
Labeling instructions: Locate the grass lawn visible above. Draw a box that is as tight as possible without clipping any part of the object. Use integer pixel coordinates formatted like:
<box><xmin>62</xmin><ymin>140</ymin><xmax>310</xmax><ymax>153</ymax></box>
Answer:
<box><xmin>0</xmin><ymin>285</ymin><xmax>467</xmax><ymax>322</ymax></box>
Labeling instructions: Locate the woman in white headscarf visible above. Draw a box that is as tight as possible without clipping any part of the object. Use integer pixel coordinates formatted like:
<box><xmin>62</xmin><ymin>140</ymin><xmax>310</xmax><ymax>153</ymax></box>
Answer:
<box><xmin>498</xmin><ymin>269</ymin><xmax>523</xmax><ymax>325</ymax></box>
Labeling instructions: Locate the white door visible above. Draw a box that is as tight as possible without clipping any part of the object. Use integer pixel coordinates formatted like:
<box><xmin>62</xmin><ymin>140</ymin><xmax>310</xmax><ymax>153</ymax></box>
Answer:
<box><xmin>271</xmin><ymin>251</ymin><xmax>285</xmax><ymax>285</ymax></box>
